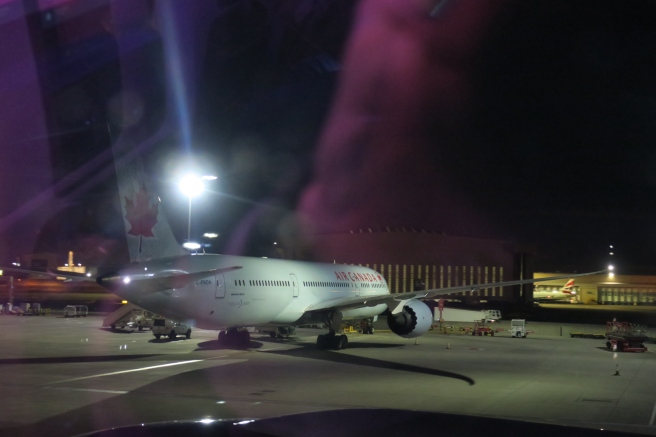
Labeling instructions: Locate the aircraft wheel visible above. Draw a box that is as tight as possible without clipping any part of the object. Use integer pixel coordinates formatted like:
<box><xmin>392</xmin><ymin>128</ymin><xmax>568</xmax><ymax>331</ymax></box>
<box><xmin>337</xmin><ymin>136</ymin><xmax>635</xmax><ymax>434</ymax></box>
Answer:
<box><xmin>269</xmin><ymin>332</ymin><xmax>276</xmax><ymax>338</ymax></box>
<box><xmin>368</xmin><ymin>327</ymin><xmax>375</xmax><ymax>335</ymax></box>
<box><xmin>155</xmin><ymin>334</ymin><xmax>161</xmax><ymax>339</ymax></box>
<box><xmin>110</xmin><ymin>324</ymin><xmax>116</xmax><ymax>331</ymax></box>
<box><xmin>239</xmin><ymin>330</ymin><xmax>250</xmax><ymax>347</ymax></box>
<box><xmin>606</xmin><ymin>341</ymin><xmax>611</xmax><ymax>349</ymax></box>
<box><xmin>316</xmin><ymin>335</ymin><xmax>328</xmax><ymax>349</ymax></box>
<box><xmin>218</xmin><ymin>331</ymin><xmax>227</xmax><ymax>343</ymax></box>
<box><xmin>491</xmin><ymin>331</ymin><xmax>495</xmax><ymax>336</ymax></box>
<box><xmin>186</xmin><ymin>329</ymin><xmax>191</xmax><ymax>339</ymax></box>
<box><xmin>338</xmin><ymin>335</ymin><xmax>348</xmax><ymax>350</ymax></box>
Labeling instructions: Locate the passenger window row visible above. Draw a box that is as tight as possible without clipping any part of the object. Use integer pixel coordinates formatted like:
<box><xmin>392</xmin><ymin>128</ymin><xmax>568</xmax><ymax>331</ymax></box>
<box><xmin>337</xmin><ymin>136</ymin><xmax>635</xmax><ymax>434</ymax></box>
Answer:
<box><xmin>360</xmin><ymin>283</ymin><xmax>384</xmax><ymax>288</ymax></box>
<box><xmin>232</xmin><ymin>279</ymin><xmax>386</xmax><ymax>289</ymax></box>
<box><xmin>302</xmin><ymin>281</ymin><xmax>350</xmax><ymax>288</ymax></box>
<box><xmin>233</xmin><ymin>279</ymin><xmax>291</xmax><ymax>287</ymax></box>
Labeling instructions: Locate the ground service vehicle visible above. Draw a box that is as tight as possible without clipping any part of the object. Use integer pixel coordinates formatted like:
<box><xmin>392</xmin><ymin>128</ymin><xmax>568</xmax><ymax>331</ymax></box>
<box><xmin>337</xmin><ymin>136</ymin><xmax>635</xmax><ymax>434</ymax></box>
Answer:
<box><xmin>511</xmin><ymin>319</ymin><xmax>527</xmax><ymax>338</ymax></box>
<box><xmin>152</xmin><ymin>319</ymin><xmax>191</xmax><ymax>340</ymax></box>
<box><xmin>605</xmin><ymin>321</ymin><xmax>647</xmax><ymax>352</ymax></box>
<box><xmin>472</xmin><ymin>321</ymin><xmax>495</xmax><ymax>336</ymax></box>
<box><xmin>63</xmin><ymin>305</ymin><xmax>88</xmax><ymax>318</ymax></box>
<box><xmin>104</xmin><ymin>303</ymin><xmax>159</xmax><ymax>331</ymax></box>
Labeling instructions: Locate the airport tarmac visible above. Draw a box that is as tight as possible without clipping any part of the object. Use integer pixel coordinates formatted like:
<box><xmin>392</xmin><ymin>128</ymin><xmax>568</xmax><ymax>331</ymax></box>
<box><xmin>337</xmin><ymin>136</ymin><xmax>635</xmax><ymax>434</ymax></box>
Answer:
<box><xmin>0</xmin><ymin>314</ymin><xmax>656</xmax><ymax>436</ymax></box>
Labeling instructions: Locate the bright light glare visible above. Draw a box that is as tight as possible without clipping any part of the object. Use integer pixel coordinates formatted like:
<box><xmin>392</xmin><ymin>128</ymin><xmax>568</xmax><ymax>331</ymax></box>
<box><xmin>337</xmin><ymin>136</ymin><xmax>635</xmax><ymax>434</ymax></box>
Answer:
<box><xmin>86</xmin><ymin>273</ymin><xmax>92</xmax><ymax>277</ymax></box>
<box><xmin>608</xmin><ymin>265</ymin><xmax>615</xmax><ymax>271</ymax></box>
<box><xmin>203</xmin><ymin>233</ymin><xmax>219</xmax><ymax>238</ymax></box>
<box><xmin>198</xmin><ymin>419</ymin><xmax>215</xmax><ymax>424</ymax></box>
<box><xmin>183</xmin><ymin>242</ymin><xmax>201</xmax><ymax>250</ymax></box>
<box><xmin>122</xmin><ymin>277</ymin><xmax>131</xmax><ymax>284</ymax></box>
<box><xmin>609</xmin><ymin>272</ymin><xmax>615</xmax><ymax>278</ymax></box>
<box><xmin>201</xmin><ymin>175</ymin><xmax>217</xmax><ymax>180</ymax></box>
<box><xmin>179</xmin><ymin>175</ymin><xmax>204</xmax><ymax>198</ymax></box>
<box><xmin>234</xmin><ymin>420</ymin><xmax>255</xmax><ymax>426</ymax></box>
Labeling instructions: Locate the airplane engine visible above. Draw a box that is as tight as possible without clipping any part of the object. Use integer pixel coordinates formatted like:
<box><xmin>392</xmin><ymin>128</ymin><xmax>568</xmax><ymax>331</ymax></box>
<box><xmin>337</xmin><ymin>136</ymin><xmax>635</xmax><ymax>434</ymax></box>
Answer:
<box><xmin>386</xmin><ymin>299</ymin><xmax>433</xmax><ymax>338</ymax></box>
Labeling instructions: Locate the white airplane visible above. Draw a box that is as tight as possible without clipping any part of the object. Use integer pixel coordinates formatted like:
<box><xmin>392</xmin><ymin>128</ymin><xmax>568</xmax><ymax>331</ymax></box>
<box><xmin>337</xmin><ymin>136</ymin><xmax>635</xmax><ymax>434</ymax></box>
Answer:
<box><xmin>533</xmin><ymin>279</ymin><xmax>577</xmax><ymax>302</ymax></box>
<box><xmin>84</xmin><ymin>169</ymin><xmax>604</xmax><ymax>349</ymax></box>
<box><xmin>5</xmin><ymin>162</ymin><xmax>603</xmax><ymax>349</ymax></box>
<box><xmin>97</xmin><ymin>251</ymin><xmax>604</xmax><ymax>350</ymax></box>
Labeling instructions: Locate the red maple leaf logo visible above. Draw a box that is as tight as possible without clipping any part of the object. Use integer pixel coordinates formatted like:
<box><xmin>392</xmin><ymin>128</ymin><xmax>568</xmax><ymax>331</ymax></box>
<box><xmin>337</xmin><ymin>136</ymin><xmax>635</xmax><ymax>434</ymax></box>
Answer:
<box><xmin>125</xmin><ymin>185</ymin><xmax>158</xmax><ymax>237</ymax></box>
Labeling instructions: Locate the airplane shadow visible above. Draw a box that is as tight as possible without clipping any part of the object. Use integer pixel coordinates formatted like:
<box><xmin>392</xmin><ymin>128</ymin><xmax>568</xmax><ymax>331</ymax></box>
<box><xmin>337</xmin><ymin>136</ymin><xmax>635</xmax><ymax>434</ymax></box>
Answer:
<box><xmin>0</xmin><ymin>354</ymin><xmax>162</xmax><ymax>365</ymax></box>
<box><xmin>99</xmin><ymin>327</ymin><xmax>143</xmax><ymax>334</ymax></box>
<box><xmin>594</xmin><ymin>346</ymin><xmax>629</xmax><ymax>353</ymax></box>
<box><xmin>193</xmin><ymin>339</ymin><xmax>264</xmax><ymax>351</ymax></box>
<box><xmin>263</xmin><ymin>343</ymin><xmax>476</xmax><ymax>386</ymax></box>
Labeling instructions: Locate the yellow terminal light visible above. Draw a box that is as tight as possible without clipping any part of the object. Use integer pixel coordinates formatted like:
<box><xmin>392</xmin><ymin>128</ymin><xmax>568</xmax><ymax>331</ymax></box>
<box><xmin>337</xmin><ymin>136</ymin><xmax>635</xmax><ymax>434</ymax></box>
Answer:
<box><xmin>121</xmin><ymin>300</ymin><xmax>128</xmax><ymax>304</ymax></box>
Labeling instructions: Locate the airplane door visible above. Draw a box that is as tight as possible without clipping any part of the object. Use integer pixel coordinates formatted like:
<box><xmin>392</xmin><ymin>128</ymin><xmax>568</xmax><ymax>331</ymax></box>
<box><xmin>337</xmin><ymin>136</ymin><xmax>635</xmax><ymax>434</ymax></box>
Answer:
<box><xmin>290</xmin><ymin>274</ymin><xmax>299</xmax><ymax>297</ymax></box>
<box><xmin>353</xmin><ymin>280</ymin><xmax>360</xmax><ymax>297</ymax></box>
<box><xmin>215</xmin><ymin>274</ymin><xmax>226</xmax><ymax>298</ymax></box>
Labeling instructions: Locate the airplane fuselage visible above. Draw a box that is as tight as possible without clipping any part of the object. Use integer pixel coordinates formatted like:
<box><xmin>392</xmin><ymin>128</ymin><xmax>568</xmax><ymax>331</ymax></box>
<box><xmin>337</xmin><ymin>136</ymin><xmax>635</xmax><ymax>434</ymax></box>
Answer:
<box><xmin>533</xmin><ymin>289</ymin><xmax>575</xmax><ymax>302</ymax></box>
<box><xmin>101</xmin><ymin>254</ymin><xmax>388</xmax><ymax>329</ymax></box>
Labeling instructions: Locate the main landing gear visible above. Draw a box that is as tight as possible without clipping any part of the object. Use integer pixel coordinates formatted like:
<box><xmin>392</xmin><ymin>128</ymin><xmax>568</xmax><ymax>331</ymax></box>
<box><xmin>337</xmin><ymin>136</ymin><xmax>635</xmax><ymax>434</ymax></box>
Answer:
<box><xmin>217</xmin><ymin>328</ymin><xmax>250</xmax><ymax>348</ymax></box>
<box><xmin>317</xmin><ymin>331</ymin><xmax>348</xmax><ymax>350</ymax></box>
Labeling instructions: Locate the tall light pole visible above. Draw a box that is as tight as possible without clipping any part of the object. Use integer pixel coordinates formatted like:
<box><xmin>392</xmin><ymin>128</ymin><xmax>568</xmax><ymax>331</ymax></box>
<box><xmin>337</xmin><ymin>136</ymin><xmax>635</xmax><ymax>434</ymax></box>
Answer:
<box><xmin>179</xmin><ymin>175</ymin><xmax>205</xmax><ymax>242</ymax></box>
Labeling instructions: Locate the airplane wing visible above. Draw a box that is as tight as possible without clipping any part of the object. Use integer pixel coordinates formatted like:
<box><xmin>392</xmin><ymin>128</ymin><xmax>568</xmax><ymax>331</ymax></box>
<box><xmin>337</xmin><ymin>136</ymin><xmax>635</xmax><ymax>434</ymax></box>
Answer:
<box><xmin>97</xmin><ymin>266</ymin><xmax>243</xmax><ymax>294</ymax></box>
<box><xmin>0</xmin><ymin>267</ymin><xmax>95</xmax><ymax>281</ymax></box>
<box><xmin>304</xmin><ymin>269</ymin><xmax>607</xmax><ymax>314</ymax></box>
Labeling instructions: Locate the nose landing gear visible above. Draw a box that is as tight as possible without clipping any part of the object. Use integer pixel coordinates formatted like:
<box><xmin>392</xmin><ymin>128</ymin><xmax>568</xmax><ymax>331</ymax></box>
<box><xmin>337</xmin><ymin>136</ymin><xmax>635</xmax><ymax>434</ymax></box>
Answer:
<box><xmin>217</xmin><ymin>328</ymin><xmax>250</xmax><ymax>348</ymax></box>
<box><xmin>316</xmin><ymin>311</ymin><xmax>349</xmax><ymax>350</ymax></box>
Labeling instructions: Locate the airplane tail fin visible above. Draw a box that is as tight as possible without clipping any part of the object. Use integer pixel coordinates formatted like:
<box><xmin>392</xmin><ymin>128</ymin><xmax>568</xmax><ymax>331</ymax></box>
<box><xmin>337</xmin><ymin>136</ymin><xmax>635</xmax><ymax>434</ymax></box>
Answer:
<box><xmin>113</xmin><ymin>152</ymin><xmax>185</xmax><ymax>263</ymax></box>
<box><xmin>560</xmin><ymin>279</ymin><xmax>575</xmax><ymax>294</ymax></box>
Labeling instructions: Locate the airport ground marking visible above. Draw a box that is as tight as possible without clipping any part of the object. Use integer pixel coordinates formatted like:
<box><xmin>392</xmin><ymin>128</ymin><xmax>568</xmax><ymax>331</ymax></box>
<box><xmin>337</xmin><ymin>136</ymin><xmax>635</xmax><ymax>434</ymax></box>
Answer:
<box><xmin>45</xmin><ymin>387</ymin><xmax>129</xmax><ymax>395</ymax></box>
<box><xmin>649</xmin><ymin>400</ymin><xmax>656</xmax><ymax>426</ymax></box>
<box><xmin>46</xmin><ymin>360</ymin><xmax>204</xmax><ymax>384</ymax></box>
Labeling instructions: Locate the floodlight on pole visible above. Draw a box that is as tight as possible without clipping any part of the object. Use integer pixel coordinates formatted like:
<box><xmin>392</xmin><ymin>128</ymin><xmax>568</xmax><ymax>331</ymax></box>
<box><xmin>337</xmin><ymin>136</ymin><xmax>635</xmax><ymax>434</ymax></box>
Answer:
<box><xmin>179</xmin><ymin>175</ymin><xmax>205</xmax><ymax>242</ymax></box>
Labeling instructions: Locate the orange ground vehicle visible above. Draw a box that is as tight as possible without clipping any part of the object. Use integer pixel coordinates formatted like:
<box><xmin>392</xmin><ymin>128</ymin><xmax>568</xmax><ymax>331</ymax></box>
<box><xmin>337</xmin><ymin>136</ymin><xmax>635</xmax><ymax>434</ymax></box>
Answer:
<box><xmin>471</xmin><ymin>321</ymin><xmax>495</xmax><ymax>336</ymax></box>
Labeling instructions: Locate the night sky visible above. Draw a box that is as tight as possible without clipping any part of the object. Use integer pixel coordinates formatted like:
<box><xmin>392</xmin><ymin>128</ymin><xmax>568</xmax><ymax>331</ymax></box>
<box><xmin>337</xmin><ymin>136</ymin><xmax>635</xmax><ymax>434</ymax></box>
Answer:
<box><xmin>185</xmin><ymin>0</ymin><xmax>656</xmax><ymax>273</ymax></box>
<box><xmin>6</xmin><ymin>0</ymin><xmax>656</xmax><ymax>274</ymax></box>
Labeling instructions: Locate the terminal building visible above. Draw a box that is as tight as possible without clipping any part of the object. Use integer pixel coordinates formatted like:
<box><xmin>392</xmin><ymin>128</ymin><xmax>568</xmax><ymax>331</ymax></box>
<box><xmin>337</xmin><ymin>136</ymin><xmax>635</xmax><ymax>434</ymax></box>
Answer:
<box><xmin>292</xmin><ymin>228</ymin><xmax>535</xmax><ymax>304</ymax></box>
<box><xmin>293</xmin><ymin>228</ymin><xmax>656</xmax><ymax>306</ymax></box>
